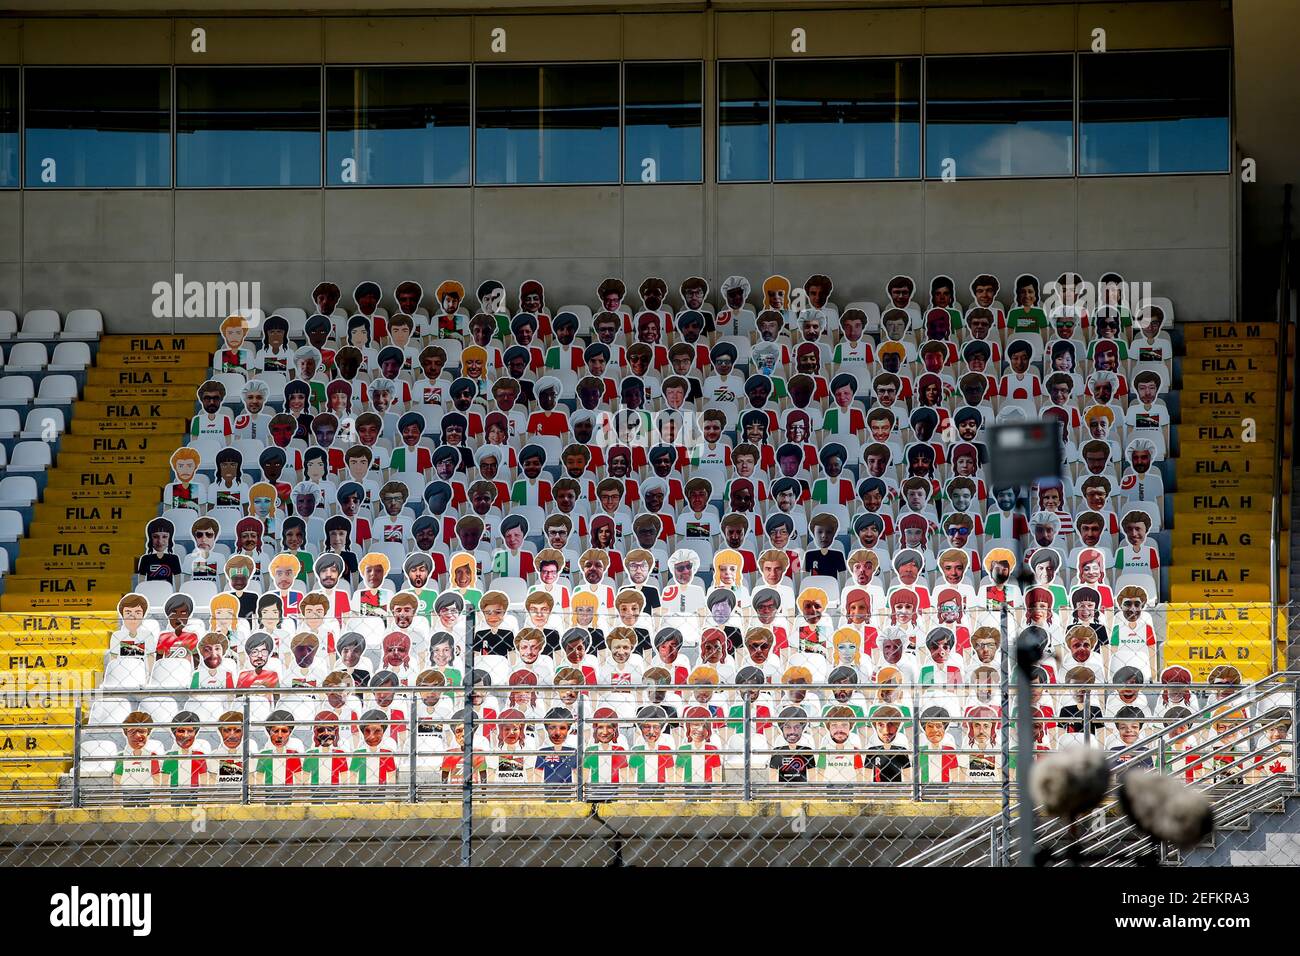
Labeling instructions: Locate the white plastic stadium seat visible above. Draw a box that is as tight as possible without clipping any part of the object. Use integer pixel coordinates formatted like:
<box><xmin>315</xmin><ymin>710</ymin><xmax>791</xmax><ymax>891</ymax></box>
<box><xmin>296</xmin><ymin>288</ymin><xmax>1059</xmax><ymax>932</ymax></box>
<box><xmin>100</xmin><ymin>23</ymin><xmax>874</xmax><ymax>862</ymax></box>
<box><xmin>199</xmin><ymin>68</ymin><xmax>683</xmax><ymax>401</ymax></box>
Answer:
<box><xmin>17</xmin><ymin>310</ymin><xmax>60</xmax><ymax>340</ymax></box>
<box><xmin>0</xmin><ymin>375</ymin><xmax>34</xmax><ymax>407</ymax></box>
<box><xmin>0</xmin><ymin>475</ymin><xmax>38</xmax><ymax>507</ymax></box>
<box><xmin>35</xmin><ymin>374</ymin><xmax>79</xmax><ymax>405</ymax></box>
<box><xmin>102</xmin><ymin>657</ymin><xmax>149</xmax><ymax>690</ymax></box>
<box><xmin>5</xmin><ymin>342</ymin><xmax>48</xmax><ymax>372</ymax></box>
<box><xmin>88</xmin><ymin>698</ymin><xmax>131</xmax><ymax>728</ymax></box>
<box><xmin>0</xmin><ymin>311</ymin><xmax>16</xmax><ymax>341</ymax></box>
<box><xmin>134</xmin><ymin>580</ymin><xmax>176</xmax><ymax>607</ymax></box>
<box><xmin>149</xmin><ymin>658</ymin><xmax>194</xmax><ymax>689</ymax></box>
<box><xmin>6</xmin><ymin>440</ymin><xmax>52</xmax><ymax>473</ymax></box>
<box><xmin>79</xmin><ymin>740</ymin><xmax>120</xmax><ymax>777</ymax></box>
<box><xmin>62</xmin><ymin>309</ymin><xmax>104</xmax><ymax>341</ymax></box>
<box><xmin>0</xmin><ymin>409</ymin><xmax>18</xmax><ymax>439</ymax></box>
<box><xmin>48</xmin><ymin>341</ymin><xmax>92</xmax><ymax>371</ymax></box>
<box><xmin>0</xmin><ymin>509</ymin><xmax>24</xmax><ymax>541</ymax></box>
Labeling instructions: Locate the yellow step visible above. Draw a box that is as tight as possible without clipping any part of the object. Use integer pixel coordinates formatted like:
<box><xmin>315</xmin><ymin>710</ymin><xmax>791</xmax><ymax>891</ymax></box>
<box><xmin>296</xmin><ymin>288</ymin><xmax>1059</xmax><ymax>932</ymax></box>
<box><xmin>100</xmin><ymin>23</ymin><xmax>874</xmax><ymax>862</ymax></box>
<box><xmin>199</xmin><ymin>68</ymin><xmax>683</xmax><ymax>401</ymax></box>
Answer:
<box><xmin>1182</xmin><ymin>354</ymin><xmax>1279</xmax><ymax>375</ymax></box>
<box><xmin>0</xmin><ymin>768</ymin><xmax>69</xmax><ymax>790</ymax></box>
<box><xmin>98</xmin><ymin>334</ymin><xmax>217</xmax><ymax>355</ymax></box>
<box><xmin>1</xmin><ymin>574</ymin><xmax>134</xmax><ymax>596</ymax></box>
<box><xmin>0</xmin><ymin>649</ymin><xmax>105</xmax><ymax>671</ymax></box>
<box><xmin>1179</xmin><ymin>402</ymin><xmax>1278</xmax><ymax>424</ymax></box>
<box><xmin>0</xmin><ymin>729</ymin><xmax>76</xmax><ymax>752</ymax></box>
<box><xmin>76</xmin><ymin>400</ymin><xmax>196</xmax><ymax>421</ymax></box>
<box><xmin>0</xmin><ymin>616</ymin><xmax>116</xmax><ymax>633</ymax></box>
<box><xmin>0</xmin><ymin>592</ymin><xmax>128</xmax><ymax>613</ymax></box>
<box><xmin>1170</xmin><ymin>528</ymin><xmax>1272</xmax><ymax>549</ymax></box>
<box><xmin>0</xmin><ymin>705</ymin><xmax>78</xmax><ymax>726</ymax></box>
<box><xmin>33</xmin><ymin>501</ymin><xmax>159</xmax><ymax>522</ymax></box>
<box><xmin>86</xmin><ymin>364</ymin><xmax>211</xmax><ymax>385</ymax></box>
<box><xmin>1167</xmin><ymin>564</ymin><xmax>1271</xmax><ymax>586</ymax></box>
<box><xmin>17</xmin><ymin>554</ymin><xmax>136</xmax><ymax>575</ymax></box>
<box><xmin>0</xmin><ymin>669</ymin><xmax>100</xmax><ymax>691</ymax></box>
<box><xmin>0</xmin><ymin>631</ymin><xmax>112</xmax><ymax>652</ymax></box>
<box><xmin>45</xmin><ymin>467</ymin><xmax>169</xmax><ymax>489</ymax></box>
<box><xmin>68</xmin><ymin>417</ymin><xmax>184</xmax><ymax>437</ymax></box>
<box><xmin>58</xmin><ymin>434</ymin><xmax>183</xmax><ymax>455</ymax></box>
<box><xmin>1172</xmin><ymin>491</ymin><xmax>1273</xmax><ymax>514</ymax></box>
<box><xmin>1172</xmin><ymin>475</ymin><xmax>1278</xmax><ymax>495</ymax></box>
<box><xmin>1174</xmin><ymin>455</ymin><xmax>1273</xmax><ymax>479</ymax></box>
<box><xmin>1169</xmin><ymin>511</ymin><xmax>1274</xmax><ymax>532</ymax></box>
<box><xmin>1182</xmin><ymin>372</ymin><xmax>1278</xmax><ymax>392</ymax></box>
<box><xmin>41</xmin><ymin>485</ymin><xmax>163</xmax><ymax>505</ymax></box>
<box><xmin>1168</xmin><ymin>581</ymin><xmax>1272</xmax><ymax>603</ymax></box>
<box><xmin>20</xmin><ymin>537</ymin><xmax>147</xmax><ymax>562</ymax></box>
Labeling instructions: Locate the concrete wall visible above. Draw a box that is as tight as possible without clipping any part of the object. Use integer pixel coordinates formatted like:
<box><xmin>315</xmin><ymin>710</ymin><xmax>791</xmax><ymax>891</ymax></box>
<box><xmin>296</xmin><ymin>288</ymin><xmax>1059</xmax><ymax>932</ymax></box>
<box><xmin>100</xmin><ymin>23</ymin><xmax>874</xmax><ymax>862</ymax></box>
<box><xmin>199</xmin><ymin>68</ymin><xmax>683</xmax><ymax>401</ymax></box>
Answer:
<box><xmin>0</xmin><ymin>2</ymin><xmax>1237</xmax><ymax>331</ymax></box>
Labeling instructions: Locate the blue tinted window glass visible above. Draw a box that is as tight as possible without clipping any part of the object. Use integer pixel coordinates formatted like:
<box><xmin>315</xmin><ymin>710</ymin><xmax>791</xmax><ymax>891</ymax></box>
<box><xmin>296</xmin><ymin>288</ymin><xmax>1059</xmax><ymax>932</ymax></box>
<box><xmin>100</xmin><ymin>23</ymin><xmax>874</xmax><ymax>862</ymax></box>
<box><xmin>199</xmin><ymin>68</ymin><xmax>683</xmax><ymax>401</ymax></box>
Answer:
<box><xmin>623</xmin><ymin>61</ymin><xmax>702</xmax><ymax>184</ymax></box>
<box><xmin>925</xmin><ymin>55</ymin><xmax>1073</xmax><ymax>178</ymax></box>
<box><xmin>476</xmin><ymin>64</ymin><xmax>618</xmax><ymax>185</ymax></box>
<box><xmin>177</xmin><ymin>67</ymin><xmax>321</xmax><ymax>187</ymax></box>
<box><xmin>775</xmin><ymin>58</ymin><xmax>920</xmax><ymax>181</ymax></box>
<box><xmin>1079</xmin><ymin>49</ymin><xmax>1229</xmax><ymax>175</ymax></box>
<box><xmin>0</xmin><ymin>69</ymin><xmax>16</xmax><ymax>188</ymax></box>
<box><xmin>719</xmin><ymin>61</ymin><xmax>769</xmax><ymax>182</ymax></box>
<box><xmin>326</xmin><ymin>66</ymin><xmax>470</xmax><ymax>186</ymax></box>
<box><xmin>24</xmin><ymin>67</ymin><xmax>169</xmax><ymax>188</ymax></box>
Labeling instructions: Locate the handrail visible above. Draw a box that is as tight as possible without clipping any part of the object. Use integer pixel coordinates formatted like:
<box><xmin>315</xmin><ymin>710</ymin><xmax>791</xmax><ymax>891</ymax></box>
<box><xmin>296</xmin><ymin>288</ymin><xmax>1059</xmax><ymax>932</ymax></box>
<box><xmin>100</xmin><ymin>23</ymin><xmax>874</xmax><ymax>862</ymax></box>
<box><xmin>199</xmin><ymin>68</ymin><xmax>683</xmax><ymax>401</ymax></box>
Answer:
<box><xmin>1271</xmin><ymin>182</ymin><xmax>1294</xmax><ymax>663</ymax></box>
<box><xmin>902</xmin><ymin>669</ymin><xmax>1299</xmax><ymax>867</ymax></box>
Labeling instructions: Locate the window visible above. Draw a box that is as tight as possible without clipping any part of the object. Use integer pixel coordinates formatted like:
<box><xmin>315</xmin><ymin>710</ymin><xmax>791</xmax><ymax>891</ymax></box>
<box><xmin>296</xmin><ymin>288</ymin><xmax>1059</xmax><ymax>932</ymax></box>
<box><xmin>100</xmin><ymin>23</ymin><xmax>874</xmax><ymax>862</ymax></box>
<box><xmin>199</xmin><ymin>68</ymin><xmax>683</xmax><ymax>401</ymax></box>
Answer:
<box><xmin>475</xmin><ymin>64</ymin><xmax>618</xmax><ymax>185</ymax></box>
<box><xmin>177</xmin><ymin>67</ymin><xmax>321</xmax><ymax>187</ymax></box>
<box><xmin>23</xmin><ymin>67</ymin><xmax>169</xmax><ymax>188</ymax></box>
<box><xmin>1079</xmin><ymin>49</ymin><xmax>1230</xmax><ymax>175</ymax></box>
<box><xmin>718</xmin><ymin>61</ymin><xmax>769</xmax><ymax>183</ymax></box>
<box><xmin>623</xmin><ymin>62</ymin><xmax>702</xmax><ymax>184</ymax></box>
<box><xmin>326</xmin><ymin>66</ymin><xmax>470</xmax><ymax>186</ymax></box>
<box><xmin>774</xmin><ymin>58</ymin><xmax>920</xmax><ymax>181</ymax></box>
<box><xmin>0</xmin><ymin>69</ymin><xmax>15</xmax><ymax>188</ymax></box>
<box><xmin>925</xmin><ymin>55</ymin><xmax>1073</xmax><ymax>178</ymax></box>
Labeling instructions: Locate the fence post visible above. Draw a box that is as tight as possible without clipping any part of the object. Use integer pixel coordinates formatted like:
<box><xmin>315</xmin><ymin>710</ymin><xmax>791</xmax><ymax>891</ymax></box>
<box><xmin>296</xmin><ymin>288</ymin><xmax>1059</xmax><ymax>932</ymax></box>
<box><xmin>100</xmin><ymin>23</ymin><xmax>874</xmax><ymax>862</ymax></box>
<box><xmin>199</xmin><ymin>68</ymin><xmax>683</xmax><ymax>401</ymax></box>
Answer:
<box><xmin>241</xmin><ymin>695</ymin><xmax>251</xmax><ymax>806</ymax></box>
<box><xmin>575</xmin><ymin>692</ymin><xmax>586</xmax><ymax>803</ymax></box>
<box><xmin>408</xmin><ymin>691</ymin><xmax>418</xmax><ymax>804</ymax></box>
<box><xmin>743</xmin><ymin>693</ymin><xmax>752</xmax><ymax>802</ymax></box>
<box><xmin>461</xmin><ymin>604</ymin><xmax>476</xmax><ymax>868</ymax></box>
<box><xmin>1292</xmin><ymin>677</ymin><xmax>1299</xmax><ymax>797</ymax></box>
<box><xmin>71</xmin><ymin>699</ymin><xmax>83</xmax><ymax>809</ymax></box>
<box><xmin>911</xmin><ymin>681</ymin><xmax>921</xmax><ymax>801</ymax></box>
<box><xmin>998</xmin><ymin>599</ymin><xmax>1010</xmax><ymax>867</ymax></box>
<box><xmin>1083</xmin><ymin>690</ymin><xmax>1092</xmax><ymax>748</ymax></box>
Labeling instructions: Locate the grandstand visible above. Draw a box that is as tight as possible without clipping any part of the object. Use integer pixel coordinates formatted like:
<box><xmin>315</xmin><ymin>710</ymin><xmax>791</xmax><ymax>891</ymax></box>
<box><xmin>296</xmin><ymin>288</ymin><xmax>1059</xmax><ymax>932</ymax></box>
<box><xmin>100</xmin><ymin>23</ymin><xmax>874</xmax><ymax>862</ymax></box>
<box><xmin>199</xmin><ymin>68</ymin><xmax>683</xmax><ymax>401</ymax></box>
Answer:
<box><xmin>0</xmin><ymin>0</ymin><xmax>1295</xmax><ymax>870</ymax></box>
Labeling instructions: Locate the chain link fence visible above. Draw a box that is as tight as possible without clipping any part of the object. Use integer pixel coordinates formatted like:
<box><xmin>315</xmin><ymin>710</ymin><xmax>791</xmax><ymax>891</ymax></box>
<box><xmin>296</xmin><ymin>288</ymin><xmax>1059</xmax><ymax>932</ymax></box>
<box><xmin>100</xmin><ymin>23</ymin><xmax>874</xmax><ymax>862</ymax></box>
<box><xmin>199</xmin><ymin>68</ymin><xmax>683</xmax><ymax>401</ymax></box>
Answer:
<box><xmin>0</xmin><ymin>605</ymin><xmax>1291</xmax><ymax>865</ymax></box>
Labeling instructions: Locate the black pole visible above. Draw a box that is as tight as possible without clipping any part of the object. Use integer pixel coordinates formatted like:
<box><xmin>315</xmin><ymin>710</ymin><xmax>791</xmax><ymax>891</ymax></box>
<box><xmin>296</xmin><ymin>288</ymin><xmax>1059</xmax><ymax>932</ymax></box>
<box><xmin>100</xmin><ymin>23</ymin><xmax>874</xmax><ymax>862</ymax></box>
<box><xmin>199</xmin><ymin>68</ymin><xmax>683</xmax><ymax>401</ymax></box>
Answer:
<box><xmin>461</xmin><ymin>603</ymin><xmax>476</xmax><ymax>868</ymax></box>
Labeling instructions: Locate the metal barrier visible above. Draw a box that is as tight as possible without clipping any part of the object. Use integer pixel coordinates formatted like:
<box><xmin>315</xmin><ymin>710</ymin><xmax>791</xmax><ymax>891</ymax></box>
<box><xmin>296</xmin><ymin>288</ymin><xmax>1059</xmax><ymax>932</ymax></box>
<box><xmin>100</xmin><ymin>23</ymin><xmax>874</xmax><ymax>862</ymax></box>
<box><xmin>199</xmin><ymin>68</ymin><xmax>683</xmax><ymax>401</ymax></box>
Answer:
<box><xmin>904</xmin><ymin>670</ymin><xmax>1300</xmax><ymax>867</ymax></box>
<box><xmin>0</xmin><ymin>605</ymin><xmax>1293</xmax><ymax>865</ymax></box>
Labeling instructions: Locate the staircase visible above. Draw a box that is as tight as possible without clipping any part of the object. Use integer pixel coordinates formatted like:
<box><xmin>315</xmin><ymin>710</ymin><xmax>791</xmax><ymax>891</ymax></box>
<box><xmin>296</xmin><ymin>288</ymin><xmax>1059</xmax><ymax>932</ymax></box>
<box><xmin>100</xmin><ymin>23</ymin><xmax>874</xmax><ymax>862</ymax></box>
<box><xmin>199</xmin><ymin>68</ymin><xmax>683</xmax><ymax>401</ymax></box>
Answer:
<box><xmin>0</xmin><ymin>333</ymin><xmax>212</xmax><ymax>792</ymax></box>
<box><xmin>1167</xmin><ymin>321</ymin><xmax>1294</xmax><ymax>683</ymax></box>
<box><xmin>903</xmin><ymin>671</ymin><xmax>1300</xmax><ymax>867</ymax></box>
<box><xmin>1182</xmin><ymin>784</ymin><xmax>1300</xmax><ymax>865</ymax></box>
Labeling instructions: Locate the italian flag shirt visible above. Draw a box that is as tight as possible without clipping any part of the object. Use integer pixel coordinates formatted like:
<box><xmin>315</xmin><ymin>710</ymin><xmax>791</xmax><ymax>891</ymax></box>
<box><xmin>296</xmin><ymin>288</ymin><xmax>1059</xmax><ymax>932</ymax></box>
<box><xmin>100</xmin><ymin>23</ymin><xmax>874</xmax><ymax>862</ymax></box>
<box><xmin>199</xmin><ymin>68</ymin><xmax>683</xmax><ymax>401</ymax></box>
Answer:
<box><xmin>350</xmin><ymin>746</ymin><xmax>399</xmax><ymax>784</ymax></box>
<box><xmin>255</xmin><ymin>741</ymin><xmax>304</xmax><ymax>786</ymax></box>
<box><xmin>159</xmin><ymin>746</ymin><xmax>209</xmax><ymax>788</ymax></box>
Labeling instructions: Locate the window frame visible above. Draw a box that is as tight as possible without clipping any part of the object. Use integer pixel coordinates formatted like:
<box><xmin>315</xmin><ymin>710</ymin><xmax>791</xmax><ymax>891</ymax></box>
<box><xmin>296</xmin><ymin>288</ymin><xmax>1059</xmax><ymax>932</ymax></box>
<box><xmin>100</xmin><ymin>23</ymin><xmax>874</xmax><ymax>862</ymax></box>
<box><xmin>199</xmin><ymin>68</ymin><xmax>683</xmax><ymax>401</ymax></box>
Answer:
<box><xmin>922</xmin><ymin>51</ymin><xmax>1077</xmax><ymax>182</ymax></box>
<box><xmin>621</xmin><ymin>59</ymin><xmax>705</xmax><ymax>186</ymax></box>
<box><xmin>716</xmin><ymin>58</ymin><xmax>773</xmax><ymax>184</ymax></box>
<box><xmin>21</xmin><ymin>64</ymin><xmax>173</xmax><ymax>190</ymax></box>
<box><xmin>1076</xmin><ymin>46</ymin><xmax>1233</xmax><ymax>178</ymax></box>
<box><xmin>174</xmin><ymin>63</ymin><xmax>325</xmax><ymax>190</ymax></box>
<box><xmin>322</xmin><ymin>62</ymin><xmax>474</xmax><ymax>190</ymax></box>
<box><xmin>473</xmin><ymin>60</ymin><xmax>623</xmax><ymax>188</ymax></box>
<box><xmin>770</xmin><ymin>54</ymin><xmax>925</xmax><ymax>184</ymax></box>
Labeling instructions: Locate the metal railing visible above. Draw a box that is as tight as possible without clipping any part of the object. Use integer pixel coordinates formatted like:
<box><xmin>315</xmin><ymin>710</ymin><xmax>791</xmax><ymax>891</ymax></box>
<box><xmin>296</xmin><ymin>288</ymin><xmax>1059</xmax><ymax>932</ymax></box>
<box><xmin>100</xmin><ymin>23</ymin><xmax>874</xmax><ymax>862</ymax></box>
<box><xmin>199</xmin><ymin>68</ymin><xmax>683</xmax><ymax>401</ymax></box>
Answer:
<box><xmin>1269</xmin><ymin>182</ymin><xmax>1294</xmax><ymax>655</ymax></box>
<box><xmin>903</xmin><ymin>670</ymin><xmax>1299</xmax><ymax>867</ymax></box>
